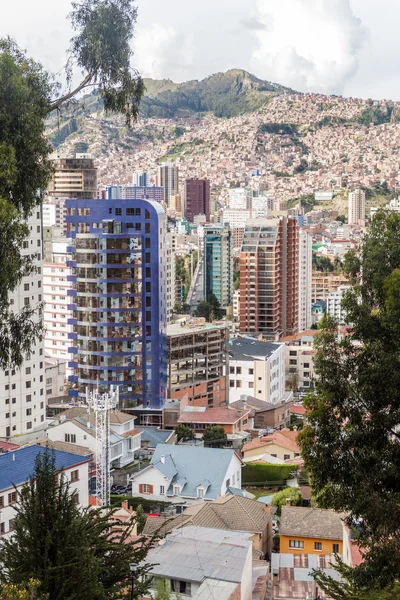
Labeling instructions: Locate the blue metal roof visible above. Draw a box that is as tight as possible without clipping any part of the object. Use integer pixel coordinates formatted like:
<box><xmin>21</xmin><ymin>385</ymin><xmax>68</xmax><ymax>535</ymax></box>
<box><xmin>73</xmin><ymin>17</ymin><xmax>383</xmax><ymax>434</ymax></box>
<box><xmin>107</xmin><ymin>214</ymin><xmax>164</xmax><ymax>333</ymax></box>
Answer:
<box><xmin>0</xmin><ymin>446</ymin><xmax>90</xmax><ymax>492</ymax></box>
<box><xmin>138</xmin><ymin>427</ymin><xmax>172</xmax><ymax>448</ymax></box>
<box><xmin>151</xmin><ymin>444</ymin><xmax>237</xmax><ymax>500</ymax></box>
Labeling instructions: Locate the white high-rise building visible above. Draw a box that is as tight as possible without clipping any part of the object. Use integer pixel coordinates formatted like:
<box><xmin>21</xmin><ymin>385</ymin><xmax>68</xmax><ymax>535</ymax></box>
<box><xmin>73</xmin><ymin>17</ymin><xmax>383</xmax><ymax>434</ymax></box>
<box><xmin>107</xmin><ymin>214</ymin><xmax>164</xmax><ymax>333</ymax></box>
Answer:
<box><xmin>43</xmin><ymin>240</ymin><xmax>74</xmax><ymax>375</ymax></box>
<box><xmin>326</xmin><ymin>285</ymin><xmax>351</xmax><ymax>324</ymax></box>
<box><xmin>298</xmin><ymin>229</ymin><xmax>313</xmax><ymax>332</ymax></box>
<box><xmin>166</xmin><ymin>234</ymin><xmax>176</xmax><ymax>324</ymax></box>
<box><xmin>348</xmin><ymin>189</ymin><xmax>366</xmax><ymax>225</ymax></box>
<box><xmin>0</xmin><ymin>209</ymin><xmax>46</xmax><ymax>439</ymax></box>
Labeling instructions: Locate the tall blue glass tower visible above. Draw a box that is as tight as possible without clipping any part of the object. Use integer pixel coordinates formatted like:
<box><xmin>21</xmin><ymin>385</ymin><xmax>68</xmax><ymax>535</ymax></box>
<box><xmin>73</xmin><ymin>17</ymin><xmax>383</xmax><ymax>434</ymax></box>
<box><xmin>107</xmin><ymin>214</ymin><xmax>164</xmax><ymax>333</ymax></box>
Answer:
<box><xmin>66</xmin><ymin>198</ymin><xmax>167</xmax><ymax>409</ymax></box>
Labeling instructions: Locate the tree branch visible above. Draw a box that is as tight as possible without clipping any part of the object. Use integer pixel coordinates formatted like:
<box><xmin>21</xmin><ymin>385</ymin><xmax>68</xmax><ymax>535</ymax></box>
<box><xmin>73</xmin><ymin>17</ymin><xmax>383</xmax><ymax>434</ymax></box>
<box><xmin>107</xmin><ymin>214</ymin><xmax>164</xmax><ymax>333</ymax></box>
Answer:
<box><xmin>47</xmin><ymin>72</ymin><xmax>94</xmax><ymax>113</ymax></box>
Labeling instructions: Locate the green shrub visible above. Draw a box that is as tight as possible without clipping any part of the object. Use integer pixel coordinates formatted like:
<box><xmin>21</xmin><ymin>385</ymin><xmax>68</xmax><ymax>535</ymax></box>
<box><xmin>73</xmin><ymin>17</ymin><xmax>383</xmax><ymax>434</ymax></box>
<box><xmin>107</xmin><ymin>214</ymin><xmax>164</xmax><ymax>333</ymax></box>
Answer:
<box><xmin>271</xmin><ymin>487</ymin><xmax>302</xmax><ymax>514</ymax></box>
<box><xmin>242</xmin><ymin>463</ymin><xmax>297</xmax><ymax>486</ymax></box>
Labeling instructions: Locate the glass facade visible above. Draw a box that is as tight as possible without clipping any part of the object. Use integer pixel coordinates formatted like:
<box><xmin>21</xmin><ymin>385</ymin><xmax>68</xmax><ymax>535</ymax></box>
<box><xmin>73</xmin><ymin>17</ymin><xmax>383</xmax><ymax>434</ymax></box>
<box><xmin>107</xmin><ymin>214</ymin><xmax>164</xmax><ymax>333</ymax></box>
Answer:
<box><xmin>66</xmin><ymin>198</ymin><xmax>167</xmax><ymax>409</ymax></box>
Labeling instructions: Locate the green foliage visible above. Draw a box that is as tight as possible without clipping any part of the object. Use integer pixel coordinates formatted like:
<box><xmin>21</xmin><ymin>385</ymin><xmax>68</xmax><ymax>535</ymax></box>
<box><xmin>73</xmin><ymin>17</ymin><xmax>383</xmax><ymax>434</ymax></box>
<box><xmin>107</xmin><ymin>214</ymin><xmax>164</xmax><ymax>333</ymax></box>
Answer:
<box><xmin>299</xmin><ymin>210</ymin><xmax>400</xmax><ymax>591</ymax></box>
<box><xmin>195</xmin><ymin>294</ymin><xmax>224</xmax><ymax>322</ymax></box>
<box><xmin>154</xmin><ymin>579</ymin><xmax>172</xmax><ymax>600</ymax></box>
<box><xmin>259</xmin><ymin>123</ymin><xmax>299</xmax><ymax>135</ymax></box>
<box><xmin>0</xmin><ymin>579</ymin><xmax>48</xmax><ymax>600</ymax></box>
<box><xmin>357</xmin><ymin>105</ymin><xmax>393</xmax><ymax>126</ymax></box>
<box><xmin>174</xmin><ymin>424</ymin><xmax>194</xmax><ymax>442</ymax></box>
<box><xmin>312</xmin><ymin>255</ymin><xmax>334</xmax><ymax>273</ymax></box>
<box><xmin>202</xmin><ymin>425</ymin><xmax>227</xmax><ymax>442</ymax></box>
<box><xmin>140</xmin><ymin>69</ymin><xmax>292</xmax><ymax>119</ymax></box>
<box><xmin>271</xmin><ymin>487</ymin><xmax>302</xmax><ymax>514</ymax></box>
<box><xmin>135</xmin><ymin>503</ymin><xmax>146</xmax><ymax>533</ymax></box>
<box><xmin>242</xmin><ymin>463</ymin><xmax>297</xmax><ymax>486</ymax></box>
<box><xmin>0</xmin><ymin>448</ymin><xmax>153</xmax><ymax>600</ymax></box>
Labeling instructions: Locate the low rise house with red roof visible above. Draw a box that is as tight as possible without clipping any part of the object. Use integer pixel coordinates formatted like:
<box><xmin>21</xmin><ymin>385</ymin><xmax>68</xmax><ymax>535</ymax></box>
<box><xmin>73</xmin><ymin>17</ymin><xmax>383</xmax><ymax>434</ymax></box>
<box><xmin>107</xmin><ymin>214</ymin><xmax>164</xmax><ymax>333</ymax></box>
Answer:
<box><xmin>178</xmin><ymin>405</ymin><xmax>251</xmax><ymax>436</ymax></box>
<box><xmin>242</xmin><ymin>428</ymin><xmax>301</xmax><ymax>463</ymax></box>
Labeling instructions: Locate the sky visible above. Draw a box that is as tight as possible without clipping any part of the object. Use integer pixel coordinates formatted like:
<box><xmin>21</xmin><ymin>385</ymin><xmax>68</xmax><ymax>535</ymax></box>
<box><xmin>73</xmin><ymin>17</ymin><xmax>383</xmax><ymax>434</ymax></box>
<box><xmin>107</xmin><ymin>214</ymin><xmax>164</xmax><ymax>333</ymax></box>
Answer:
<box><xmin>1</xmin><ymin>0</ymin><xmax>400</xmax><ymax>100</ymax></box>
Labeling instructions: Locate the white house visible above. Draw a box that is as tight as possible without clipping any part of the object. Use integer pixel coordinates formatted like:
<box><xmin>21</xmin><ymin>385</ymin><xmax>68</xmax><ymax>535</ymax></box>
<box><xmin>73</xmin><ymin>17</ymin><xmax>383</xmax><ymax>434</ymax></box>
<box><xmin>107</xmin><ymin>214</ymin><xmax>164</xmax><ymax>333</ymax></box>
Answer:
<box><xmin>229</xmin><ymin>337</ymin><xmax>285</xmax><ymax>404</ymax></box>
<box><xmin>326</xmin><ymin>285</ymin><xmax>351</xmax><ymax>325</ymax></box>
<box><xmin>130</xmin><ymin>444</ymin><xmax>243</xmax><ymax>508</ymax></box>
<box><xmin>0</xmin><ymin>445</ymin><xmax>90</xmax><ymax>537</ymax></box>
<box><xmin>47</xmin><ymin>407</ymin><xmax>142</xmax><ymax>468</ymax></box>
<box><xmin>144</xmin><ymin>526</ymin><xmax>253</xmax><ymax>600</ymax></box>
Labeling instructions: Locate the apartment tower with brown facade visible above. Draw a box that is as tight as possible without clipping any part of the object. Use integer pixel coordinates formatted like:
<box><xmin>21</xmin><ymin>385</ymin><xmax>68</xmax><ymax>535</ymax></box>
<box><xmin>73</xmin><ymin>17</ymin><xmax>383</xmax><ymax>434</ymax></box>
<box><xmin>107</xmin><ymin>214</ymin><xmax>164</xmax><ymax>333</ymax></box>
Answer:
<box><xmin>239</xmin><ymin>217</ymin><xmax>299</xmax><ymax>339</ymax></box>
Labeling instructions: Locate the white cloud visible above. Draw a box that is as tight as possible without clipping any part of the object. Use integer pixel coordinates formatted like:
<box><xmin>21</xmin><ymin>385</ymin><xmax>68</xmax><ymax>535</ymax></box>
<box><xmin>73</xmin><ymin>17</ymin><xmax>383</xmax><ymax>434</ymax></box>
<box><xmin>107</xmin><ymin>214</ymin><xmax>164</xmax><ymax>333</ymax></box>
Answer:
<box><xmin>133</xmin><ymin>23</ymin><xmax>194</xmax><ymax>80</ymax></box>
<box><xmin>251</xmin><ymin>0</ymin><xmax>368</xmax><ymax>93</ymax></box>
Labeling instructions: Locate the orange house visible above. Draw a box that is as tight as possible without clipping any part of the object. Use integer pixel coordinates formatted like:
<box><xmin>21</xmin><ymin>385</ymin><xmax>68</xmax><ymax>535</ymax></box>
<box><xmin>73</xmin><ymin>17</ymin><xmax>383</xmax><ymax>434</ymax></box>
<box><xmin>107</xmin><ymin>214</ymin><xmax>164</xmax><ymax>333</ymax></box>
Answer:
<box><xmin>279</xmin><ymin>506</ymin><xmax>343</xmax><ymax>555</ymax></box>
<box><xmin>178</xmin><ymin>406</ymin><xmax>251</xmax><ymax>436</ymax></box>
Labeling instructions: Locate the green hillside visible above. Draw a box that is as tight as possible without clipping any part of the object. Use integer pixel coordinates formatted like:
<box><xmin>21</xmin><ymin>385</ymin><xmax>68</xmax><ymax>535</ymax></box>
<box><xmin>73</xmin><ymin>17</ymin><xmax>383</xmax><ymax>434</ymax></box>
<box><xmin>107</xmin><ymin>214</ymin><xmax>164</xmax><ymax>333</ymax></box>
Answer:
<box><xmin>46</xmin><ymin>69</ymin><xmax>294</xmax><ymax>146</ymax></box>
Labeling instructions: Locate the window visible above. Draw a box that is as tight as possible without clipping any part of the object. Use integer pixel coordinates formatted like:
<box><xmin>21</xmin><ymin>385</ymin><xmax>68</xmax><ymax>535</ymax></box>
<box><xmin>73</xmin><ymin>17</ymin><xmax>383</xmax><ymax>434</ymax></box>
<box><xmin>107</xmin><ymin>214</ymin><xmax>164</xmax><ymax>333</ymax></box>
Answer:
<box><xmin>115</xmin><ymin>208</ymin><xmax>122</xmax><ymax>216</ymax></box>
<box><xmin>9</xmin><ymin>519</ymin><xmax>15</xmax><ymax>532</ymax></box>
<box><xmin>333</xmin><ymin>544</ymin><xmax>339</xmax><ymax>553</ymax></box>
<box><xmin>171</xmin><ymin>581</ymin><xmax>191</xmax><ymax>595</ymax></box>
<box><xmin>230</xmin><ymin>366</ymin><xmax>235</xmax><ymax>374</ymax></box>
<box><xmin>26</xmin><ymin>422</ymin><xmax>32</xmax><ymax>430</ymax></box>
<box><xmin>71</xmin><ymin>470</ymin><xmax>79</xmax><ymax>482</ymax></box>
<box><xmin>249</xmin><ymin>368</ymin><xmax>254</xmax><ymax>375</ymax></box>
<box><xmin>0</xmin><ymin>523</ymin><xmax>4</xmax><ymax>535</ymax></box>
<box><xmin>142</xmin><ymin>484</ymin><xmax>152</xmax><ymax>493</ymax></box>
<box><xmin>65</xmin><ymin>433</ymin><xmax>77</xmax><ymax>444</ymax></box>
<box><xmin>236</xmin><ymin>380</ymin><xmax>242</xmax><ymax>388</ymax></box>
<box><xmin>230</xmin><ymin>380</ymin><xmax>235</xmax><ymax>388</ymax></box>
<box><xmin>25</xmin><ymin>367</ymin><xmax>31</xmax><ymax>375</ymax></box>
<box><xmin>26</xmin><ymin>381</ymin><xmax>31</xmax><ymax>389</ymax></box>
<box><xmin>315</xmin><ymin>542</ymin><xmax>322</xmax><ymax>551</ymax></box>
<box><xmin>284</xmin><ymin>454</ymin><xmax>290</xmax><ymax>460</ymax></box>
<box><xmin>289</xmin><ymin>540</ymin><xmax>304</xmax><ymax>549</ymax></box>
<box><xmin>289</xmin><ymin>350</ymin><xmax>297</xmax><ymax>356</ymax></box>
<box><xmin>304</xmin><ymin>362</ymin><xmax>310</xmax><ymax>368</ymax></box>
<box><xmin>26</xmin><ymin>395</ymin><xmax>31</xmax><ymax>402</ymax></box>
<box><xmin>236</xmin><ymin>367</ymin><xmax>242</xmax><ymax>375</ymax></box>
<box><xmin>8</xmin><ymin>491</ymin><xmax>17</xmax><ymax>504</ymax></box>
<box><xmin>173</xmin><ymin>486</ymin><xmax>180</xmax><ymax>495</ymax></box>
<box><xmin>197</xmin><ymin>488</ymin><xmax>204</xmax><ymax>498</ymax></box>
<box><xmin>225</xmin><ymin>478</ymin><xmax>230</xmax><ymax>488</ymax></box>
<box><xmin>0</xmin><ymin>496</ymin><xmax>3</xmax><ymax>508</ymax></box>
<box><xmin>24</xmin><ymin>283</ymin><xmax>30</xmax><ymax>291</ymax></box>
<box><xmin>160</xmin><ymin>485</ymin><xmax>165</xmax><ymax>495</ymax></box>
<box><xmin>26</xmin><ymin>408</ymin><xmax>32</xmax><ymax>416</ymax></box>
<box><xmin>73</xmin><ymin>494</ymin><xmax>80</xmax><ymax>504</ymax></box>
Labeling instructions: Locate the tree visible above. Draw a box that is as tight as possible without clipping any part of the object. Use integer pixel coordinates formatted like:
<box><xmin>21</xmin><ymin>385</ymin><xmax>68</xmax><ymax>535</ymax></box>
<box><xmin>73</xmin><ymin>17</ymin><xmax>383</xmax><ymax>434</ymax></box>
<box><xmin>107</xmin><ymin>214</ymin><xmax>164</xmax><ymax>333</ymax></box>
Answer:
<box><xmin>0</xmin><ymin>1</ymin><xmax>144</xmax><ymax>369</ymax></box>
<box><xmin>194</xmin><ymin>294</ymin><xmax>224</xmax><ymax>322</ymax></box>
<box><xmin>202</xmin><ymin>426</ymin><xmax>227</xmax><ymax>442</ymax></box>
<box><xmin>299</xmin><ymin>210</ymin><xmax>400</xmax><ymax>592</ymax></box>
<box><xmin>271</xmin><ymin>487</ymin><xmax>302</xmax><ymax>514</ymax></box>
<box><xmin>0</xmin><ymin>448</ymin><xmax>154</xmax><ymax>600</ymax></box>
<box><xmin>174</xmin><ymin>424</ymin><xmax>194</xmax><ymax>442</ymax></box>
<box><xmin>135</xmin><ymin>503</ymin><xmax>146</xmax><ymax>534</ymax></box>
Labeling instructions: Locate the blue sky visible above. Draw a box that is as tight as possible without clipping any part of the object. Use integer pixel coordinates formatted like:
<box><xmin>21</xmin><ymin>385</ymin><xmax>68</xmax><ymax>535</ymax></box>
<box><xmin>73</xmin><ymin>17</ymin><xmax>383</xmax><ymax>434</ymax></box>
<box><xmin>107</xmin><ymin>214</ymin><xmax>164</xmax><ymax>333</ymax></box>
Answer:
<box><xmin>1</xmin><ymin>0</ymin><xmax>400</xmax><ymax>99</ymax></box>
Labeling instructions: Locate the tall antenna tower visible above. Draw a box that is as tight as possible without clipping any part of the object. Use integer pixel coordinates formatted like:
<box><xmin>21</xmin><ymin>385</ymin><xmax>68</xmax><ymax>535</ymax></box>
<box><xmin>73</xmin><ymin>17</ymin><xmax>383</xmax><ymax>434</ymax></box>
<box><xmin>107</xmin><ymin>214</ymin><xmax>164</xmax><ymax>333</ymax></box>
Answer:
<box><xmin>86</xmin><ymin>386</ymin><xmax>119</xmax><ymax>507</ymax></box>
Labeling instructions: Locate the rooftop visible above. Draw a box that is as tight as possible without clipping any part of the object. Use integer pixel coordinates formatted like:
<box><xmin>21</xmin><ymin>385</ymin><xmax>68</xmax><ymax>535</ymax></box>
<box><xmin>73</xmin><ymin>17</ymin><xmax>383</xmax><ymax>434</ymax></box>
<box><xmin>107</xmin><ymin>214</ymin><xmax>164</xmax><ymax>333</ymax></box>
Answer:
<box><xmin>144</xmin><ymin>525</ymin><xmax>252</xmax><ymax>584</ymax></box>
<box><xmin>134</xmin><ymin>444</ymin><xmax>239</xmax><ymax>500</ymax></box>
<box><xmin>0</xmin><ymin>446</ymin><xmax>90</xmax><ymax>492</ymax></box>
<box><xmin>271</xmin><ymin>553</ymin><xmax>341</xmax><ymax>599</ymax></box>
<box><xmin>143</xmin><ymin>494</ymin><xmax>270</xmax><ymax>536</ymax></box>
<box><xmin>56</xmin><ymin>407</ymin><xmax>135</xmax><ymax>425</ymax></box>
<box><xmin>138</xmin><ymin>427</ymin><xmax>174</xmax><ymax>448</ymax></box>
<box><xmin>229</xmin><ymin>337</ymin><xmax>282</xmax><ymax>361</ymax></box>
<box><xmin>167</xmin><ymin>319</ymin><xmax>229</xmax><ymax>337</ymax></box>
<box><xmin>178</xmin><ymin>406</ymin><xmax>250</xmax><ymax>425</ymax></box>
<box><xmin>243</xmin><ymin>428</ymin><xmax>300</xmax><ymax>455</ymax></box>
<box><xmin>280</xmin><ymin>507</ymin><xmax>343</xmax><ymax>541</ymax></box>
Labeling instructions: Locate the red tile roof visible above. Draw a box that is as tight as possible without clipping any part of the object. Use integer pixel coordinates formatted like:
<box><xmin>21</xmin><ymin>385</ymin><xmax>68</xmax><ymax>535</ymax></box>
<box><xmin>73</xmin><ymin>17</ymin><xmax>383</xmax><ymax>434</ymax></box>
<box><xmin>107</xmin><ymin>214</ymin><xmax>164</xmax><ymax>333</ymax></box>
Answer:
<box><xmin>290</xmin><ymin>404</ymin><xmax>307</xmax><ymax>416</ymax></box>
<box><xmin>243</xmin><ymin>428</ymin><xmax>300</xmax><ymax>454</ymax></box>
<box><xmin>0</xmin><ymin>441</ymin><xmax>20</xmax><ymax>452</ymax></box>
<box><xmin>179</xmin><ymin>407</ymin><xmax>250</xmax><ymax>425</ymax></box>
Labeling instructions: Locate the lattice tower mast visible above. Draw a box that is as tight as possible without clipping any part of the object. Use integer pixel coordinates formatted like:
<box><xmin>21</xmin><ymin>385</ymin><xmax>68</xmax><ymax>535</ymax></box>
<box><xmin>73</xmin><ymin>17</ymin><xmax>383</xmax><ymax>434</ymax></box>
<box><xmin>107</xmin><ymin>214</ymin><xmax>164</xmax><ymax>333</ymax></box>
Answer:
<box><xmin>86</xmin><ymin>386</ymin><xmax>119</xmax><ymax>507</ymax></box>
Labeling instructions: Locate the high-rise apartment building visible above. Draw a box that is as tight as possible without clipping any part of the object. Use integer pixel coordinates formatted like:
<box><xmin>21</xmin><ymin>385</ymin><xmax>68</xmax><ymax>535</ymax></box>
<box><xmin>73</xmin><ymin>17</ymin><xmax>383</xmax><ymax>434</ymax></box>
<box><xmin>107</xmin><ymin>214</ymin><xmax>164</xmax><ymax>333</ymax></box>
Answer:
<box><xmin>48</xmin><ymin>153</ymin><xmax>97</xmax><ymax>199</ymax></box>
<box><xmin>298</xmin><ymin>229</ymin><xmax>312</xmax><ymax>332</ymax></box>
<box><xmin>348</xmin><ymin>188</ymin><xmax>366</xmax><ymax>224</ymax></box>
<box><xmin>203</xmin><ymin>225</ymin><xmax>233</xmax><ymax>308</ymax></box>
<box><xmin>106</xmin><ymin>185</ymin><xmax>163</xmax><ymax>204</ymax></box>
<box><xmin>43</xmin><ymin>239</ymin><xmax>74</xmax><ymax>374</ymax></box>
<box><xmin>184</xmin><ymin>178</ymin><xmax>210</xmax><ymax>223</ymax></box>
<box><xmin>158</xmin><ymin>162</ymin><xmax>179</xmax><ymax>207</ymax></box>
<box><xmin>239</xmin><ymin>217</ymin><xmax>299</xmax><ymax>339</ymax></box>
<box><xmin>132</xmin><ymin>171</ymin><xmax>149</xmax><ymax>187</ymax></box>
<box><xmin>166</xmin><ymin>234</ymin><xmax>176</xmax><ymax>324</ymax></box>
<box><xmin>0</xmin><ymin>209</ymin><xmax>46</xmax><ymax>438</ymax></box>
<box><xmin>66</xmin><ymin>198</ymin><xmax>167</xmax><ymax>409</ymax></box>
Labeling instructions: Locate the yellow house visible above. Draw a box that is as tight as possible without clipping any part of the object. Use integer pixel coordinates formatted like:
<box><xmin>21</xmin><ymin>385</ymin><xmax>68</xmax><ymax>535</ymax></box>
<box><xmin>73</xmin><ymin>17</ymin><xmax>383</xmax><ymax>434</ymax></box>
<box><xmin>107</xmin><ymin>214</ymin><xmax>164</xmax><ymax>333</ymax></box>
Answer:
<box><xmin>242</xmin><ymin>428</ymin><xmax>301</xmax><ymax>462</ymax></box>
<box><xmin>279</xmin><ymin>506</ymin><xmax>343</xmax><ymax>555</ymax></box>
